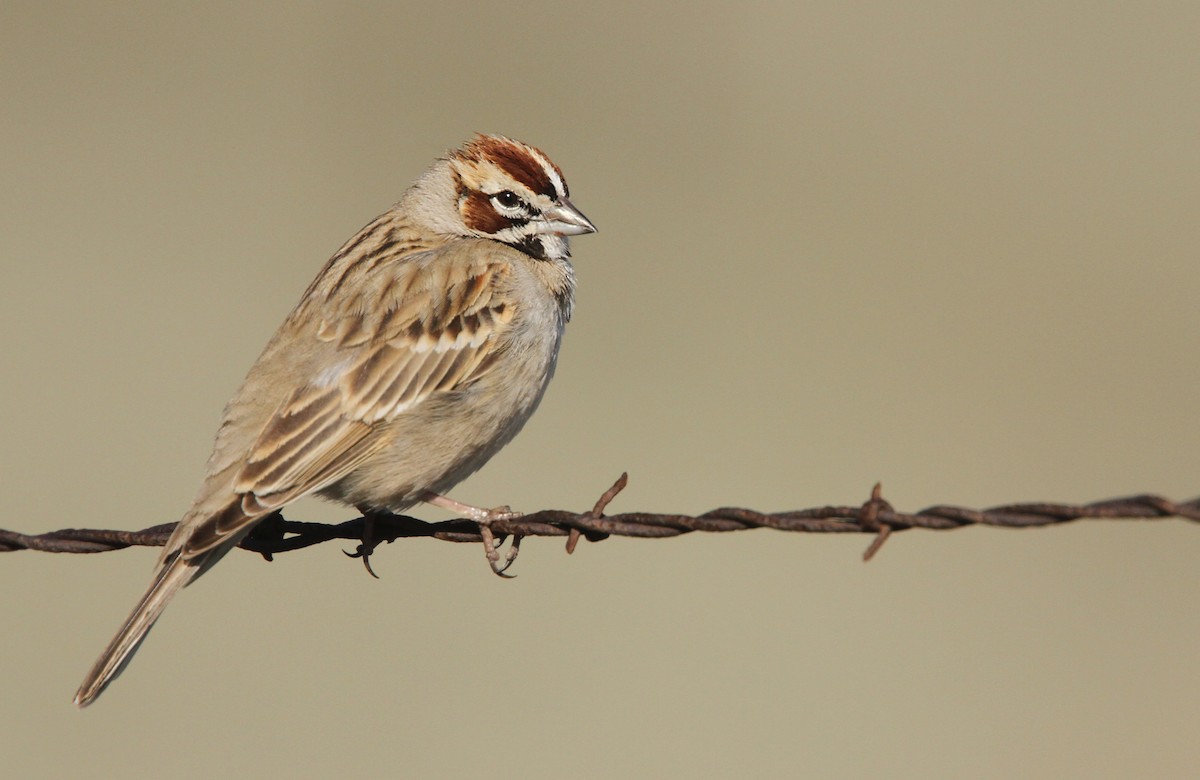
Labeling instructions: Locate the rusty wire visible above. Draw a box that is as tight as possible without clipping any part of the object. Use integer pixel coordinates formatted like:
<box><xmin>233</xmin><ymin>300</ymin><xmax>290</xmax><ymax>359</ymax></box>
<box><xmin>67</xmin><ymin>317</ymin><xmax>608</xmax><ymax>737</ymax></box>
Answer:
<box><xmin>1</xmin><ymin>475</ymin><xmax>1197</xmax><ymax>564</ymax></box>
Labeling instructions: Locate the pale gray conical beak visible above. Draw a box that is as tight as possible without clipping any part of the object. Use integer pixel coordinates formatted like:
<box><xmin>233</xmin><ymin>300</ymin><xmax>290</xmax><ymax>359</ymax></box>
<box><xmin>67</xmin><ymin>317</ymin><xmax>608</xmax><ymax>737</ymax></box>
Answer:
<box><xmin>538</xmin><ymin>198</ymin><xmax>597</xmax><ymax>236</ymax></box>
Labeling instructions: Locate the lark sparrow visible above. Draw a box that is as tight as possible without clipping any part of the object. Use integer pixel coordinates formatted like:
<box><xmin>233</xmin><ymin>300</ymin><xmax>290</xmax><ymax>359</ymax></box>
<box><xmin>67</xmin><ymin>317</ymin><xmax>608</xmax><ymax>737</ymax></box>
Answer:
<box><xmin>74</xmin><ymin>135</ymin><xmax>596</xmax><ymax>707</ymax></box>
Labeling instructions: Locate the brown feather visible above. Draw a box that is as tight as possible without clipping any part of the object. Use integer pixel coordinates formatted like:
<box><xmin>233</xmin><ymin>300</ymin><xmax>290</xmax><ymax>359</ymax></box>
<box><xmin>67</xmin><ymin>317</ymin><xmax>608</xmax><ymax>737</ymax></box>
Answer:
<box><xmin>78</xmin><ymin>134</ymin><xmax>584</xmax><ymax>706</ymax></box>
<box><xmin>179</xmin><ymin>245</ymin><xmax>520</xmax><ymax>558</ymax></box>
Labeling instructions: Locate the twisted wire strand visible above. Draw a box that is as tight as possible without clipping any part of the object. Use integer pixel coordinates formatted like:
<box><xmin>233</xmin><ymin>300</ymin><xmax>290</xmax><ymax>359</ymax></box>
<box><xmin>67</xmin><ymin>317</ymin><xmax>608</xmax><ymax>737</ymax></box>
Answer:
<box><xmin>2</xmin><ymin>475</ymin><xmax>1196</xmax><ymax>563</ymax></box>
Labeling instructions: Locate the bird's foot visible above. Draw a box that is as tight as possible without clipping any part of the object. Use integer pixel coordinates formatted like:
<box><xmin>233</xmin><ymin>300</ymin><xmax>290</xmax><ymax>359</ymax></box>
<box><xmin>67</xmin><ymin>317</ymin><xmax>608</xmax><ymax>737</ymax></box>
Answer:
<box><xmin>478</xmin><ymin>523</ymin><xmax>523</xmax><ymax>577</ymax></box>
<box><xmin>344</xmin><ymin>511</ymin><xmax>384</xmax><ymax>579</ymax></box>
<box><xmin>419</xmin><ymin>492</ymin><xmax>524</xmax><ymax>577</ymax></box>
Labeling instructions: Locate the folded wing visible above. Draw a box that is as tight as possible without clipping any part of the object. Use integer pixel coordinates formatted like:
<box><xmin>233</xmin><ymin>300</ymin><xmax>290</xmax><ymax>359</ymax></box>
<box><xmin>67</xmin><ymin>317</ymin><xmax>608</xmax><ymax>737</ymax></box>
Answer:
<box><xmin>181</xmin><ymin>243</ymin><xmax>516</xmax><ymax>557</ymax></box>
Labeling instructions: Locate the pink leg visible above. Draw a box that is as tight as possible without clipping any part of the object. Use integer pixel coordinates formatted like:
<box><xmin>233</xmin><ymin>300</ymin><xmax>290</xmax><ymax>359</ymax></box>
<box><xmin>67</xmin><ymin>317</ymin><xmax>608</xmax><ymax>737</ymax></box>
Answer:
<box><xmin>419</xmin><ymin>492</ymin><xmax>523</xmax><ymax>577</ymax></box>
<box><xmin>419</xmin><ymin>492</ymin><xmax>522</xmax><ymax>523</ymax></box>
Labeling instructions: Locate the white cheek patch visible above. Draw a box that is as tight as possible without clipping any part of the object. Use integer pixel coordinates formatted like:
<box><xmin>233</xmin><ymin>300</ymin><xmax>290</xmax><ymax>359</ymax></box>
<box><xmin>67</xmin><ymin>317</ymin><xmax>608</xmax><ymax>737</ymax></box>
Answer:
<box><xmin>538</xmin><ymin>234</ymin><xmax>569</xmax><ymax>261</ymax></box>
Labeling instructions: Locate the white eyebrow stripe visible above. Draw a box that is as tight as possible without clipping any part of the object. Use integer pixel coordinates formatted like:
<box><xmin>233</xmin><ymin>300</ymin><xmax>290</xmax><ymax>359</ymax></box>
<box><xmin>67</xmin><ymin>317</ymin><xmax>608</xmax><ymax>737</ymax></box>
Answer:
<box><xmin>527</xmin><ymin>146</ymin><xmax>565</xmax><ymax>200</ymax></box>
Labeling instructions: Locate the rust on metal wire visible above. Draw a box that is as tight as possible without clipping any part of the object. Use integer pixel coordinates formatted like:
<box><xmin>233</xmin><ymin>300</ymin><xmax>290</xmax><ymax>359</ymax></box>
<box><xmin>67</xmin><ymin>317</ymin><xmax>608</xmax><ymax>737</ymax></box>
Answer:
<box><xmin>1</xmin><ymin>476</ymin><xmax>1196</xmax><ymax>567</ymax></box>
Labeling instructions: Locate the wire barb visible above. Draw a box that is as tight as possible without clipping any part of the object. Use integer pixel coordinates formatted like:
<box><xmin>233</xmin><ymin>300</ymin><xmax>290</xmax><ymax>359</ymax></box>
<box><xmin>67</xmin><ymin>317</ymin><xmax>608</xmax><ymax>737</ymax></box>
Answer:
<box><xmin>859</xmin><ymin>482</ymin><xmax>893</xmax><ymax>561</ymax></box>
<box><xmin>566</xmin><ymin>472</ymin><xmax>627</xmax><ymax>554</ymax></box>
<box><xmin>1</xmin><ymin>479</ymin><xmax>1196</xmax><ymax>565</ymax></box>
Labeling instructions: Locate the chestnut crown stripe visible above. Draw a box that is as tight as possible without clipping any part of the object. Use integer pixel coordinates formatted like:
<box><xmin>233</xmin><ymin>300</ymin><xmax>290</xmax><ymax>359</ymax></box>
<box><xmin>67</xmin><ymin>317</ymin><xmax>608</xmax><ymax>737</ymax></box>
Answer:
<box><xmin>452</xmin><ymin>134</ymin><xmax>567</xmax><ymax>200</ymax></box>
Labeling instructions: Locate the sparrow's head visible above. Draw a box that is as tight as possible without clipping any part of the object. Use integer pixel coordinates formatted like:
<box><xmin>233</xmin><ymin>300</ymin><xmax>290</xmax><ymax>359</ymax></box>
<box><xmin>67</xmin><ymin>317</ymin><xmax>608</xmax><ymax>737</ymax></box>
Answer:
<box><xmin>407</xmin><ymin>134</ymin><xmax>595</xmax><ymax>261</ymax></box>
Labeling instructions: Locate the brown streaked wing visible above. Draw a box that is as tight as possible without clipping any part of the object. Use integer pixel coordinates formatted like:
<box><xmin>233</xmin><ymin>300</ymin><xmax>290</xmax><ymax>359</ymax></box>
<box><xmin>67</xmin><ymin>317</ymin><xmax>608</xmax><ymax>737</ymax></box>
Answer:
<box><xmin>180</xmin><ymin>244</ymin><xmax>518</xmax><ymax>559</ymax></box>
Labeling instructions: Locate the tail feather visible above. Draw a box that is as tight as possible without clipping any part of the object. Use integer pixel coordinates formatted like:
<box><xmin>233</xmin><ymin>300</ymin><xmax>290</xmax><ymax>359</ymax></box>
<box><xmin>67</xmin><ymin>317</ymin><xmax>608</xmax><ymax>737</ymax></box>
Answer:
<box><xmin>73</xmin><ymin>555</ymin><xmax>197</xmax><ymax>708</ymax></box>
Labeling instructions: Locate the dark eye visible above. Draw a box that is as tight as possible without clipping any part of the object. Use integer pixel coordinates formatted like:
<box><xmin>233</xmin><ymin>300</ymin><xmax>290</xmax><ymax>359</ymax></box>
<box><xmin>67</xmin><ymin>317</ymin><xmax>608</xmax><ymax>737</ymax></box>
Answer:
<box><xmin>492</xmin><ymin>190</ymin><xmax>522</xmax><ymax>209</ymax></box>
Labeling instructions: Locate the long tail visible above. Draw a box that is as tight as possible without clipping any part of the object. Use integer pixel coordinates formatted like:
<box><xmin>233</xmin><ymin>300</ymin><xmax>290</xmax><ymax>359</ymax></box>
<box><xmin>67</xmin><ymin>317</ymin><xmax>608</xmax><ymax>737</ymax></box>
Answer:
<box><xmin>74</xmin><ymin>553</ymin><xmax>198</xmax><ymax>708</ymax></box>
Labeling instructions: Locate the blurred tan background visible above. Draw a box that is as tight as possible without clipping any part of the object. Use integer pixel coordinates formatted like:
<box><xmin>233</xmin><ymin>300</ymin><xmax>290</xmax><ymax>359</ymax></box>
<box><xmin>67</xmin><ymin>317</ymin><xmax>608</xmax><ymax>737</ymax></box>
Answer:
<box><xmin>1</xmin><ymin>2</ymin><xmax>1197</xmax><ymax>777</ymax></box>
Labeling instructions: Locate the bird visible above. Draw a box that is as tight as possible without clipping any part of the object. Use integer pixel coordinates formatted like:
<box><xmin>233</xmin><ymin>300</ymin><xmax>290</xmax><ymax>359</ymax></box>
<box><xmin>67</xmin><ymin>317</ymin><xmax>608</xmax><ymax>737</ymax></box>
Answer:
<box><xmin>73</xmin><ymin>134</ymin><xmax>596</xmax><ymax>708</ymax></box>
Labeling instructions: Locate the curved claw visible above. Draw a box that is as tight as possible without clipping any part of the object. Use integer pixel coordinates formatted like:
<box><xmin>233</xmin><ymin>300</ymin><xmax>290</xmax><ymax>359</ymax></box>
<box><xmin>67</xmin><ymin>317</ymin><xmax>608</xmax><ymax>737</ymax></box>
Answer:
<box><xmin>343</xmin><ymin>512</ymin><xmax>382</xmax><ymax>578</ymax></box>
<box><xmin>492</xmin><ymin>535</ymin><xmax>522</xmax><ymax>578</ymax></box>
<box><xmin>479</xmin><ymin>524</ymin><xmax>522</xmax><ymax>578</ymax></box>
<box><xmin>344</xmin><ymin>545</ymin><xmax>381</xmax><ymax>579</ymax></box>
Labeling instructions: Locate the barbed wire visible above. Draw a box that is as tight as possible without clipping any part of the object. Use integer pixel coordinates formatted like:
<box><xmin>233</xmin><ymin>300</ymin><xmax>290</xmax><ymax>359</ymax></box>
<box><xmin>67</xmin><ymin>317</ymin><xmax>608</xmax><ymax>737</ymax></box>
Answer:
<box><xmin>1</xmin><ymin>475</ymin><xmax>1197</xmax><ymax>571</ymax></box>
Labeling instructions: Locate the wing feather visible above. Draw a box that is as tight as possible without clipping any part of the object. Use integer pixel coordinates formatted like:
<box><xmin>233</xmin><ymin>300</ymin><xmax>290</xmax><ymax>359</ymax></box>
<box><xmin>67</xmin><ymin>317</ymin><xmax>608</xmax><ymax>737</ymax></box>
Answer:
<box><xmin>180</xmin><ymin>242</ymin><xmax>518</xmax><ymax>559</ymax></box>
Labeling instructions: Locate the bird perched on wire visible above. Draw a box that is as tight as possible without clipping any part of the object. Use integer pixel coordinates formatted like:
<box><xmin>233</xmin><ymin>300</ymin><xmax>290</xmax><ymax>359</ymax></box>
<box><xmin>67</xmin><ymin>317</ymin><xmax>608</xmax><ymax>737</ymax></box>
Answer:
<box><xmin>74</xmin><ymin>134</ymin><xmax>596</xmax><ymax>707</ymax></box>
